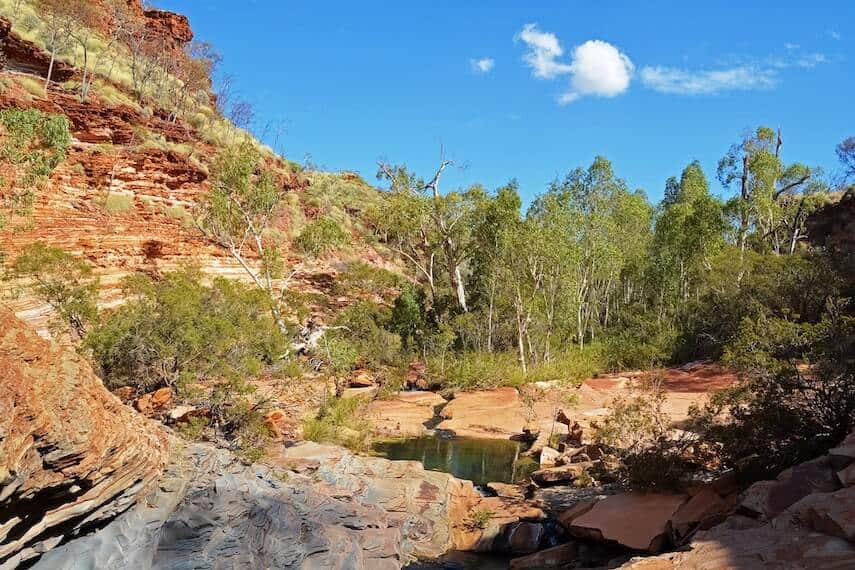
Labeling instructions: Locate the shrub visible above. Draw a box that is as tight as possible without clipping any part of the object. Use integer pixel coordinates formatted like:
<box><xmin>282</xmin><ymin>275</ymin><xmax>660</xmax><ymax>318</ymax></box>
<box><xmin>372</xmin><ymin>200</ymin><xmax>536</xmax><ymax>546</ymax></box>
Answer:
<box><xmin>302</xmin><ymin>396</ymin><xmax>373</xmax><ymax>451</ymax></box>
<box><xmin>0</xmin><ymin>108</ymin><xmax>70</xmax><ymax>222</ymax></box>
<box><xmin>592</xmin><ymin>374</ymin><xmax>695</xmax><ymax>490</ymax></box>
<box><xmin>85</xmin><ymin>268</ymin><xmax>287</xmax><ymax>392</ymax></box>
<box><xmin>295</xmin><ymin>218</ymin><xmax>348</xmax><ymax>256</ymax></box>
<box><xmin>689</xmin><ymin>308</ymin><xmax>855</xmax><ymax>478</ymax></box>
<box><xmin>331</xmin><ymin>300</ymin><xmax>403</xmax><ymax>369</ymax></box>
<box><xmin>333</xmin><ymin>260</ymin><xmax>403</xmax><ymax>296</ymax></box>
<box><xmin>464</xmin><ymin>509</ymin><xmax>494</xmax><ymax>530</ymax></box>
<box><xmin>11</xmin><ymin>242</ymin><xmax>98</xmax><ymax>337</ymax></box>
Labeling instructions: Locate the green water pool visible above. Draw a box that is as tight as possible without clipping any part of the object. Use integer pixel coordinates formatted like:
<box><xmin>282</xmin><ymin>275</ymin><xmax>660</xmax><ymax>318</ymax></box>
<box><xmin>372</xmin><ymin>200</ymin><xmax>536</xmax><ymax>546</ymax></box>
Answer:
<box><xmin>372</xmin><ymin>436</ymin><xmax>538</xmax><ymax>484</ymax></box>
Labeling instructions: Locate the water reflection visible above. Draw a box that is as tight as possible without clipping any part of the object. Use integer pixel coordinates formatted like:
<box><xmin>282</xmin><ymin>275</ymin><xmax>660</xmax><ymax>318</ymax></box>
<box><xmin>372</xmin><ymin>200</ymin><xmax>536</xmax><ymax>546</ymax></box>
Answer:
<box><xmin>372</xmin><ymin>436</ymin><xmax>538</xmax><ymax>484</ymax></box>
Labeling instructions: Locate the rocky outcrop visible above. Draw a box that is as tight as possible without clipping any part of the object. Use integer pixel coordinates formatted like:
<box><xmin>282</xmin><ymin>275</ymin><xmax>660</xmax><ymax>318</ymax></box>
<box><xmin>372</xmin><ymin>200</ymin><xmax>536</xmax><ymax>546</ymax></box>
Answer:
<box><xmin>619</xmin><ymin>430</ymin><xmax>855</xmax><ymax>568</ymax></box>
<box><xmin>0</xmin><ymin>17</ymin><xmax>75</xmax><ymax>81</ymax></box>
<box><xmin>437</xmin><ymin>388</ymin><xmax>529</xmax><ymax>438</ymax></box>
<box><xmin>807</xmin><ymin>189</ymin><xmax>855</xmax><ymax>280</ymax></box>
<box><xmin>273</xmin><ymin>442</ymin><xmax>482</xmax><ymax>560</ymax></box>
<box><xmin>370</xmin><ymin>391</ymin><xmax>447</xmax><ymax>437</ymax></box>
<box><xmin>34</xmin><ymin>444</ymin><xmax>407</xmax><ymax>570</ymax></box>
<box><xmin>0</xmin><ymin>308</ymin><xmax>171</xmax><ymax>569</ymax></box>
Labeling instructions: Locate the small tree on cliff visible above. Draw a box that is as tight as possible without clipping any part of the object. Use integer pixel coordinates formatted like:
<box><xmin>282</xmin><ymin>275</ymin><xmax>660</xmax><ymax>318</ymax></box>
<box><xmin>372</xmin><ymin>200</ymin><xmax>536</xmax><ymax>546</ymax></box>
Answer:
<box><xmin>195</xmin><ymin>140</ymin><xmax>294</xmax><ymax>334</ymax></box>
<box><xmin>11</xmin><ymin>242</ymin><xmax>99</xmax><ymax>338</ymax></box>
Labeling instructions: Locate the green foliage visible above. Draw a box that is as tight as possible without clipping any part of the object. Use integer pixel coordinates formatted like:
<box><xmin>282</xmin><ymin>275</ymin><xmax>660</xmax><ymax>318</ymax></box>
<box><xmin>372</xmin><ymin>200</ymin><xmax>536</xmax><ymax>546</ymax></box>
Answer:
<box><xmin>11</xmin><ymin>242</ymin><xmax>98</xmax><ymax>336</ymax></box>
<box><xmin>333</xmin><ymin>260</ymin><xmax>403</xmax><ymax>296</ymax></box>
<box><xmin>0</xmin><ymin>108</ymin><xmax>70</xmax><ymax>224</ymax></box>
<box><xmin>85</xmin><ymin>268</ymin><xmax>287</xmax><ymax>392</ymax></box>
<box><xmin>690</xmin><ymin>304</ymin><xmax>855</xmax><ymax>477</ymax></box>
<box><xmin>302</xmin><ymin>396</ymin><xmax>373</xmax><ymax>451</ymax></box>
<box><xmin>389</xmin><ymin>284</ymin><xmax>430</xmax><ymax>351</ymax></box>
<box><xmin>322</xmin><ymin>300</ymin><xmax>404</xmax><ymax>371</ymax></box>
<box><xmin>295</xmin><ymin>217</ymin><xmax>348</xmax><ymax>256</ymax></box>
<box><xmin>464</xmin><ymin>508</ymin><xmax>494</xmax><ymax>530</ymax></box>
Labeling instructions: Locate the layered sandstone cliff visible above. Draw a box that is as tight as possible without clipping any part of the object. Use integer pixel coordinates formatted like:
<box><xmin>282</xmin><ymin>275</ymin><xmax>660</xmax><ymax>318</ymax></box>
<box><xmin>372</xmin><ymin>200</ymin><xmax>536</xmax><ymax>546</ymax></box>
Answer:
<box><xmin>0</xmin><ymin>308</ymin><xmax>171</xmax><ymax>569</ymax></box>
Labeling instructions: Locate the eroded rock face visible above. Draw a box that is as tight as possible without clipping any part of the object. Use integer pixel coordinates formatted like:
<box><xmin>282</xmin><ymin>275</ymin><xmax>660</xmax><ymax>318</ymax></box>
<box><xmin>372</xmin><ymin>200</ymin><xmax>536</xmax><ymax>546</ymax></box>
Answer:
<box><xmin>33</xmin><ymin>444</ymin><xmax>407</xmax><ymax>570</ymax></box>
<box><xmin>0</xmin><ymin>309</ymin><xmax>170</xmax><ymax>569</ymax></box>
<box><xmin>274</xmin><ymin>442</ymin><xmax>483</xmax><ymax>560</ymax></box>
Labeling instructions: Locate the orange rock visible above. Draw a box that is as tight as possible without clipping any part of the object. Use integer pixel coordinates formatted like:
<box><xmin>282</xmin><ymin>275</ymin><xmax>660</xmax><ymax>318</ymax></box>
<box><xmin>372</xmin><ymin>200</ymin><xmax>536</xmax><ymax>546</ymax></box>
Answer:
<box><xmin>348</xmin><ymin>369</ymin><xmax>375</xmax><ymax>387</ymax></box>
<box><xmin>135</xmin><ymin>387</ymin><xmax>173</xmax><ymax>416</ymax></box>
<box><xmin>264</xmin><ymin>408</ymin><xmax>290</xmax><ymax>441</ymax></box>
<box><xmin>568</xmin><ymin>492</ymin><xmax>688</xmax><ymax>552</ymax></box>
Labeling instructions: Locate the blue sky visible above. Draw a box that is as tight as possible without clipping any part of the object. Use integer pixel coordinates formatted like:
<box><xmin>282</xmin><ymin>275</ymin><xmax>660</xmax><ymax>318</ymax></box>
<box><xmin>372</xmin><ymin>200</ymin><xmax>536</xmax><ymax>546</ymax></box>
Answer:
<box><xmin>156</xmin><ymin>1</ymin><xmax>852</xmax><ymax>204</ymax></box>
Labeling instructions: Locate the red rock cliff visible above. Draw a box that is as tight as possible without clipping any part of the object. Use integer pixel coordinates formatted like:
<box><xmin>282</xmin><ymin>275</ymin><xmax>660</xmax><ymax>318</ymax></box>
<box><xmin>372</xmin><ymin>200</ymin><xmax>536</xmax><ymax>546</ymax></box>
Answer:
<box><xmin>0</xmin><ymin>308</ymin><xmax>171</xmax><ymax>568</ymax></box>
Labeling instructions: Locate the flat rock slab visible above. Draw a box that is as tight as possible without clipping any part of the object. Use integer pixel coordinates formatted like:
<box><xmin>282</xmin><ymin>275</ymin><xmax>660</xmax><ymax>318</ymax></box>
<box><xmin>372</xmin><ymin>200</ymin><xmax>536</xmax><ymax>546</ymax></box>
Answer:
<box><xmin>369</xmin><ymin>391</ymin><xmax>446</xmax><ymax>437</ymax></box>
<box><xmin>569</xmin><ymin>492</ymin><xmax>688</xmax><ymax>552</ymax></box>
<box><xmin>437</xmin><ymin>388</ymin><xmax>527</xmax><ymax>439</ymax></box>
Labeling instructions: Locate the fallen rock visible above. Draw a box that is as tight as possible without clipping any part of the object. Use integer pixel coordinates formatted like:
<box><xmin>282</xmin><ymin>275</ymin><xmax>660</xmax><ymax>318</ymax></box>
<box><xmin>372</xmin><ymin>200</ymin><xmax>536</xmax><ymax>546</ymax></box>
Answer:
<box><xmin>342</xmin><ymin>386</ymin><xmax>379</xmax><ymax>399</ymax></box>
<box><xmin>487</xmin><ymin>482</ymin><xmax>528</xmax><ymax>501</ymax></box>
<box><xmin>505</xmin><ymin>521</ymin><xmax>545</xmax><ymax>554</ymax></box>
<box><xmin>784</xmin><ymin>486</ymin><xmax>855</xmax><ymax>542</ymax></box>
<box><xmin>134</xmin><ymin>387</ymin><xmax>174</xmax><ymax>416</ymax></box>
<box><xmin>739</xmin><ymin>456</ymin><xmax>840</xmax><ymax>520</ymax></box>
<box><xmin>541</xmin><ymin>446</ymin><xmax>561</xmax><ymax>467</ymax></box>
<box><xmin>510</xmin><ymin>542</ymin><xmax>580</xmax><ymax>569</ymax></box>
<box><xmin>557</xmin><ymin>497</ymin><xmax>601</xmax><ymax>529</ymax></box>
<box><xmin>349</xmin><ymin>369</ymin><xmax>376</xmax><ymax>387</ymax></box>
<box><xmin>670</xmin><ymin>487</ymin><xmax>731</xmax><ymax>537</ymax></box>
<box><xmin>532</xmin><ymin>463</ymin><xmax>590</xmax><ymax>486</ymax></box>
<box><xmin>568</xmin><ymin>492</ymin><xmax>688</xmax><ymax>552</ymax></box>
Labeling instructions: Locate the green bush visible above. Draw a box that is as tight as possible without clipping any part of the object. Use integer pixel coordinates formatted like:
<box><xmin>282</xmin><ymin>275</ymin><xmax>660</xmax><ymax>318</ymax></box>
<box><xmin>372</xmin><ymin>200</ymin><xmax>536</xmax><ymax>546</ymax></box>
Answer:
<box><xmin>302</xmin><ymin>396</ymin><xmax>373</xmax><ymax>451</ymax></box>
<box><xmin>85</xmin><ymin>268</ymin><xmax>287</xmax><ymax>392</ymax></box>
<box><xmin>689</xmin><ymin>309</ymin><xmax>855</xmax><ymax>478</ymax></box>
<box><xmin>12</xmin><ymin>242</ymin><xmax>98</xmax><ymax>337</ymax></box>
<box><xmin>331</xmin><ymin>300</ymin><xmax>403</xmax><ymax>369</ymax></box>
<box><xmin>294</xmin><ymin>218</ymin><xmax>348</xmax><ymax>256</ymax></box>
<box><xmin>333</xmin><ymin>260</ymin><xmax>403</xmax><ymax>296</ymax></box>
<box><xmin>0</xmin><ymin>108</ymin><xmax>70</xmax><ymax>222</ymax></box>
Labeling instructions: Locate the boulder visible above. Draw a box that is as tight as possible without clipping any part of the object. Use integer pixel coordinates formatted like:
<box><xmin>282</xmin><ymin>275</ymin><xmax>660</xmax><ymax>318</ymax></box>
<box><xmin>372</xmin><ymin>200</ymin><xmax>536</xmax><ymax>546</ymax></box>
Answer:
<box><xmin>739</xmin><ymin>456</ymin><xmax>840</xmax><ymax>520</ymax></box>
<box><xmin>342</xmin><ymin>386</ymin><xmax>379</xmax><ymax>399</ymax></box>
<box><xmin>134</xmin><ymin>387</ymin><xmax>174</xmax><ymax>416</ymax></box>
<box><xmin>557</xmin><ymin>497</ymin><xmax>601</xmax><ymax>530</ymax></box>
<box><xmin>829</xmin><ymin>432</ymin><xmax>855</xmax><ymax>470</ymax></box>
<box><xmin>510</xmin><ymin>542</ymin><xmax>580</xmax><ymax>569</ymax></box>
<box><xmin>540</xmin><ymin>446</ymin><xmax>562</xmax><ymax>467</ymax></box>
<box><xmin>349</xmin><ymin>369</ymin><xmax>376</xmax><ymax>387</ymax></box>
<box><xmin>670</xmin><ymin>487</ymin><xmax>731</xmax><ymax>537</ymax></box>
<box><xmin>838</xmin><ymin>463</ymin><xmax>855</xmax><ymax>487</ymax></box>
<box><xmin>785</xmin><ymin>486</ymin><xmax>855</xmax><ymax>542</ymax></box>
<box><xmin>505</xmin><ymin>521</ymin><xmax>545</xmax><ymax>554</ymax></box>
<box><xmin>568</xmin><ymin>492</ymin><xmax>688</xmax><ymax>552</ymax></box>
<box><xmin>487</xmin><ymin>482</ymin><xmax>528</xmax><ymax>501</ymax></box>
<box><xmin>531</xmin><ymin>464</ymin><xmax>590</xmax><ymax>486</ymax></box>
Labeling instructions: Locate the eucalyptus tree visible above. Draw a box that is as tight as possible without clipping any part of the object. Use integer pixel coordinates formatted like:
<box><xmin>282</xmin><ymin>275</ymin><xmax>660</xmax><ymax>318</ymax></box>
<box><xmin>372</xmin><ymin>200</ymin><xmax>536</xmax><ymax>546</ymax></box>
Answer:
<box><xmin>718</xmin><ymin>127</ymin><xmax>827</xmax><ymax>273</ymax></box>
<box><xmin>653</xmin><ymin>161</ymin><xmax>726</xmax><ymax>305</ymax></box>
<box><xmin>544</xmin><ymin>156</ymin><xmax>653</xmax><ymax>348</ymax></box>
<box><xmin>196</xmin><ymin>140</ymin><xmax>292</xmax><ymax>333</ymax></box>
<box><xmin>377</xmin><ymin>159</ymin><xmax>481</xmax><ymax>314</ymax></box>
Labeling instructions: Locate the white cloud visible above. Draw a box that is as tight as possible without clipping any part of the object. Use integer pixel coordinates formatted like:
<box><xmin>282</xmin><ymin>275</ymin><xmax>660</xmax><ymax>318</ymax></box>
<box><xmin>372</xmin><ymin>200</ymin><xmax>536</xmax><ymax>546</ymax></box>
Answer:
<box><xmin>470</xmin><ymin>57</ymin><xmax>495</xmax><ymax>74</ymax></box>
<box><xmin>515</xmin><ymin>24</ymin><xmax>633</xmax><ymax>104</ymax></box>
<box><xmin>559</xmin><ymin>40</ymin><xmax>634</xmax><ymax>103</ymax></box>
<box><xmin>640</xmin><ymin>65</ymin><xmax>778</xmax><ymax>95</ymax></box>
<box><xmin>784</xmin><ymin>42</ymin><xmax>800</xmax><ymax>50</ymax></box>
<box><xmin>796</xmin><ymin>52</ymin><xmax>827</xmax><ymax>68</ymax></box>
<box><xmin>515</xmin><ymin>23</ymin><xmax>573</xmax><ymax>79</ymax></box>
<box><xmin>829</xmin><ymin>30</ymin><xmax>841</xmax><ymax>40</ymax></box>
